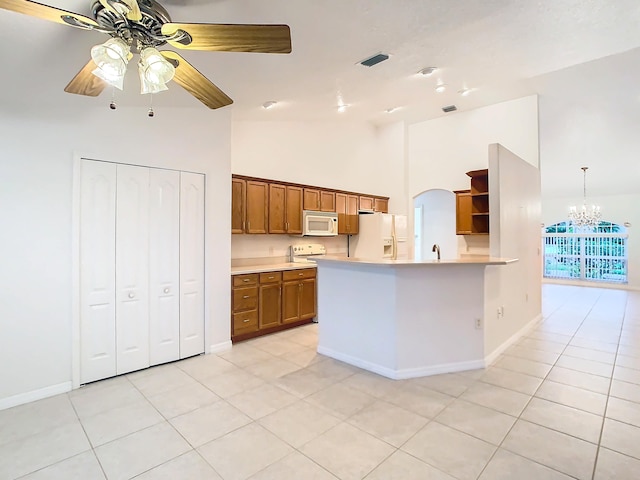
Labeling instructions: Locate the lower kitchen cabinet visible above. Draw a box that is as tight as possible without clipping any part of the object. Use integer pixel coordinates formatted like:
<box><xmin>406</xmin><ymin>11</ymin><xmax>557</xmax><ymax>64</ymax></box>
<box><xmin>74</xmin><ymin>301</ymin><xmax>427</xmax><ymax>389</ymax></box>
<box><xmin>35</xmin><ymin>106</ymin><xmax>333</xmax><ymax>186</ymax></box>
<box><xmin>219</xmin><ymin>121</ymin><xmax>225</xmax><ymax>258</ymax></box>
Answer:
<box><xmin>231</xmin><ymin>268</ymin><xmax>316</xmax><ymax>342</ymax></box>
<box><xmin>259</xmin><ymin>272</ymin><xmax>282</xmax><ymax>329</ymax></box>
<box><xmin>283</xmin><ymin>269</ymin><xmax>316</xmax><ymax>323</ymax></box>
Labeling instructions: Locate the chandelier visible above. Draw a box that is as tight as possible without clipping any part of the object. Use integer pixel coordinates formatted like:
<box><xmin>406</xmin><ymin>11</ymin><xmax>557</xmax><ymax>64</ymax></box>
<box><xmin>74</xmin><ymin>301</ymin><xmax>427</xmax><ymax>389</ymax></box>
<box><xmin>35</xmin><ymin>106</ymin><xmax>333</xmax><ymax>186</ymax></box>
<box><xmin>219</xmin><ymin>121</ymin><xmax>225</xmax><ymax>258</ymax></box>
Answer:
<box><xmin>568</xmin><ymin>167</ymin><xmax>601</xmax><ymax>228</ymax></box>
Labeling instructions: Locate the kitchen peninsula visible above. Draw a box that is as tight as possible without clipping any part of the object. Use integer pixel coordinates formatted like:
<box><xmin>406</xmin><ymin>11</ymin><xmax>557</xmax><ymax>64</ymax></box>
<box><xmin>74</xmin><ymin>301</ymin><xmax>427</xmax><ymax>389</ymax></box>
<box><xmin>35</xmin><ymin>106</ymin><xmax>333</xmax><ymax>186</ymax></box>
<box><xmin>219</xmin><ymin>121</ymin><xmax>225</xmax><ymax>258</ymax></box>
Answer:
<box><xmin>314</xmin><ymin>255</ymin><xmax>517</xmax><ymax>379</ymax></box>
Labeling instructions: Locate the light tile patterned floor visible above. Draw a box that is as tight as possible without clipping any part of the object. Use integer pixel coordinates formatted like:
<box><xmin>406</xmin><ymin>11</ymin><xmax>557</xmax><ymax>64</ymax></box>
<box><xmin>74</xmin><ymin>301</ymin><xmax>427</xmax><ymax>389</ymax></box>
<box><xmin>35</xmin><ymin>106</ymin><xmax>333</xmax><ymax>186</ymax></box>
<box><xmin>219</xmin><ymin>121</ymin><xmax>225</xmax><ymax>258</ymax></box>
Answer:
<box><xmin>1</xmin><ymin>284</ymin><xmax>640</xmax><ymax>479</ymax></box>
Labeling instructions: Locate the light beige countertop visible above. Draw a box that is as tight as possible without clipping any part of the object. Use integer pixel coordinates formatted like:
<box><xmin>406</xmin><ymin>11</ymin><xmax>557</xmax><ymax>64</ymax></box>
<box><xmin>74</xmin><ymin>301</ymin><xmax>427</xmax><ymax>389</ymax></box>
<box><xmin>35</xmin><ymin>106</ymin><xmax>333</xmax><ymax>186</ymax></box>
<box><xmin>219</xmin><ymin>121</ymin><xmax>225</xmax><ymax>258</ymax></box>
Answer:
<box><xmin>314</xmin><ymin>255</ymin><xmax>517</xmax><ymax>266</ymax></box>
<box><xmin>231</xmin><ymin>262</ymin><xmax>316</xmax><ymax>275</ymax></box>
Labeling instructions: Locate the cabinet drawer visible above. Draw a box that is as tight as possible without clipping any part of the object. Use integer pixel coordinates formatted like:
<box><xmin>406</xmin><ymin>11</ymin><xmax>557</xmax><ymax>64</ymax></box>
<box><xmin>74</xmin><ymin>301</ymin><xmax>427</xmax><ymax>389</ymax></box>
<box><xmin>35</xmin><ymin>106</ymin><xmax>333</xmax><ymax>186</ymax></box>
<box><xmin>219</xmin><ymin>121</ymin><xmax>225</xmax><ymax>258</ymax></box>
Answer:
<box><xmin>260</xmin><ymin>271</ymin><xmax>282</xmax><ymax>284</ymax></box>
<box><xmin>233</xmin><ymin>274</ymin><xmax>258</xmax><ymax>287</ymax></box>
<box><xmin>233</xmin><ymin>310</ymin><xmax>258</xmax><ymax>335</ymax></box>
<box><xmin>282</xmin><ymin>268</ymin><xmax>316</xmax><ymax>281</ymax></box>
<box><xmin>233</xmin><ymin>286</ymin><xmax>258</xmax><ymax>311</ymax></box>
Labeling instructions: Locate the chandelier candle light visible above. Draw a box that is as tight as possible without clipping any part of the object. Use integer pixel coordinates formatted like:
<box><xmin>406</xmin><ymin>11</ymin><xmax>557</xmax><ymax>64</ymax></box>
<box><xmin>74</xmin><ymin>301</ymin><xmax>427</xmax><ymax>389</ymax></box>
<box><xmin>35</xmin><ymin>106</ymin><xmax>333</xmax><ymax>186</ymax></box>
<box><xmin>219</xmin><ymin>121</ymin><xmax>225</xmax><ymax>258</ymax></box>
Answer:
<box><xmin>568</xmin><ymin>166</ymin><xmax>601</xmax><ymax>228</ymax></box>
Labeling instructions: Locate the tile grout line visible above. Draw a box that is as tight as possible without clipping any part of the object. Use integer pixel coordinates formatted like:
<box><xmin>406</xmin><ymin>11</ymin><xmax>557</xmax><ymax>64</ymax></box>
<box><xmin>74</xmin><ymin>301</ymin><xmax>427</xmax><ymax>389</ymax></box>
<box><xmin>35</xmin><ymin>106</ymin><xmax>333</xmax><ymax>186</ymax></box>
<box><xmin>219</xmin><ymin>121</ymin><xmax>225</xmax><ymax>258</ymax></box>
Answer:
<box><xmin>590</xmin><ymin>292</ymin><xmax>630</xmax><ymax>480</ymax></box>
<box><xmin>474</xmin><ymin>288</ymin><xmax>605</xmax><ymax>480</ymax></box>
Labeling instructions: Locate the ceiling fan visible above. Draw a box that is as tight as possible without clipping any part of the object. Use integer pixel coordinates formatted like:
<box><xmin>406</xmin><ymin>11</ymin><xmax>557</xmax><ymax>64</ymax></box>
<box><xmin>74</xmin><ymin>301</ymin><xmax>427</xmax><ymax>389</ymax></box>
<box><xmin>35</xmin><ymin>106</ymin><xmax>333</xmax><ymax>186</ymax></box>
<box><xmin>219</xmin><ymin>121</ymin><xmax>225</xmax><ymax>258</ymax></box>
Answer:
<box><xmin>0</xmin><ymin>0</ymin><xmax>292</xmax><ymax>110</ymax></box>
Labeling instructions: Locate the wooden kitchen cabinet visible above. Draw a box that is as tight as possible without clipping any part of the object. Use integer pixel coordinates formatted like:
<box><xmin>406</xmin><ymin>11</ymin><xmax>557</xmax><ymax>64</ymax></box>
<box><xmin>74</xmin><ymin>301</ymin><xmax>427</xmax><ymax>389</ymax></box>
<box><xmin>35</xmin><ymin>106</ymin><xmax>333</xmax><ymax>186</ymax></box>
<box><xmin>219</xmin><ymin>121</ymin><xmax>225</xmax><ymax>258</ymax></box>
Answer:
<box><xmin>359</xmin><ymin>196</ymin><xmax>374</xmax><ymax>211</ymax></box>
<box><xmin>268</xmin><ymin>184</ymin><xmax>302</xmax><ymax>234</ymax></box>
<box><xmin>467</xmin><ymin>169</ymin><xmax>490</xmax><ymax>234</ymax></box>
<box><xmin>282</xmin><ymin>268</ymin><xmax>317</xmax><ymax>324</ymax></box>
<box><xmin>303</xmin><ymin>188</ymin><xmax>320</xmax><ymax>211</ymax></box>
<box><xmin>336</xmin><ymin>193</ymin><xmax>359</xmax><ymax>235</ymax></box>
<box><xmin>374</xmin><ymin>198</ymin><xmax>388</xmax><ymax>213</ymax></box>
<box><xmin>231</xmin><ymin>177</ymin><xmax>246</xmax><ymax>234</ymax></box>
<box><xmin>303</xmin><ymin>188</ymin><xmax>336</xmax><ymax>212</ymax></box>
<box><xmin>232</xmin><ymin>274</ymin><xmax>259</xmax><ymax>336</ymax></box>
<box><xmin>320</xmin><ymin>191</ymin><xmax>336</xmax><ymax>212</ymax></box>
<box><xmin>259</xmin><ymin>272</ymin><xmax>282</xmax><ymax>329</ymax></box>
<box><xmin>231</xmin><ymin>268</ymin><xmax>316</xmax><ymax>342</ymax></box>
<box><xmin>454</xmin><ymin>189</ymin><xmax>472</xmax><ymax>235</ymax></box>
<box><xmin>246</xmin><ymin>181</ymin><xmax>268</xmax><ymax>234</ymax></box>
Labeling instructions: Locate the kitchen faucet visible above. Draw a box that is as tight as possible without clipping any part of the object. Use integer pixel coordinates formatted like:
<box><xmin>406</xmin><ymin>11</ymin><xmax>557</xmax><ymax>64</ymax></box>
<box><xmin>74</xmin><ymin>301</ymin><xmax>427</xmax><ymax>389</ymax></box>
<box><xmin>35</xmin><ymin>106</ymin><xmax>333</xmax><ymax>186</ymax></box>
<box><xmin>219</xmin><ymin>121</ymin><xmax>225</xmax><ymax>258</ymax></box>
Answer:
<box><xmin>432</xmin><ymin>244</ymin><xmax>441</xmax><ymax>260</ymax></box>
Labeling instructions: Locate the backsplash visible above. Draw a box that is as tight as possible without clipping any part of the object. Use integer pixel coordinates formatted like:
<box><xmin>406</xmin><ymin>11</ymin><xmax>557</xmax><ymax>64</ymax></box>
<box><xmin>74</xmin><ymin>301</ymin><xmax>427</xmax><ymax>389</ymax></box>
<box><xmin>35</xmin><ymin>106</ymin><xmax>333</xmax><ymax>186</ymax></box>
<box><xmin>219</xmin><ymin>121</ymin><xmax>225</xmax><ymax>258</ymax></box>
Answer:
<box><xmin>231</xmin><ymin>234</ymin><xmax>349</xmax><ymax>263</ymax></box>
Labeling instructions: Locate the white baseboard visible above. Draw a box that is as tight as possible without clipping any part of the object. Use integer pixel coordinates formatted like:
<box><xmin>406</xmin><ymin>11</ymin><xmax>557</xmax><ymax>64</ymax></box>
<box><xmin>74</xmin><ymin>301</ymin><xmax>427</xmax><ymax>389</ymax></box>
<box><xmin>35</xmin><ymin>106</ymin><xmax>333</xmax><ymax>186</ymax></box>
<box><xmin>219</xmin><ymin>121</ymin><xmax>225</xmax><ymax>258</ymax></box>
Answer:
<box><xmin>484</xmin><ymin>313</ymin><xmax>543</xmax><ymax>367</ymax></box>
<box><xmin>209</xmin><ymin>340</ymin><xmax>232</xmax><ymax>354</ymax></box>
<box><xmin>317</xmin><ymin>346</ymin><xmax>485</xmax><ymax>380</ymax></box>
<box><xmin>0</xmin><ymin>382</ymin><xmax>73</xmax><ymax>411</ymax></box>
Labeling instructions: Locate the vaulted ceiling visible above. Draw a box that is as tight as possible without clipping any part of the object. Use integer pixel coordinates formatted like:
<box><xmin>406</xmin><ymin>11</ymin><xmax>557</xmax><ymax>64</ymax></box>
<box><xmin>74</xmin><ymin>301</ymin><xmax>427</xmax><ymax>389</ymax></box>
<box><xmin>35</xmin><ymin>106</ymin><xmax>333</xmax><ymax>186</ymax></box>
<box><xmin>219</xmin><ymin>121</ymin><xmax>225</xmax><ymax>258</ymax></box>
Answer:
<box><xmin>1</xmin><ymin>1</ymin><xmax>639</xmax><ymax>196</ymax></box>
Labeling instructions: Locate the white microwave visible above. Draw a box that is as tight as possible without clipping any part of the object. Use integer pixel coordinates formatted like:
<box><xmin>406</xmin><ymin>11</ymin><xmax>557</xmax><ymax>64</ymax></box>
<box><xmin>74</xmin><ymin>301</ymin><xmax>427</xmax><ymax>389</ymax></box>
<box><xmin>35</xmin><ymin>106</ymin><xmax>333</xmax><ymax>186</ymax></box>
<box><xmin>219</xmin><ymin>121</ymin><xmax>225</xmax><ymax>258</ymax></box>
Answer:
<box><xmin>302</xmin><ymin>210</ymin><xmax>339</xmax><ymax>236</ymax></box>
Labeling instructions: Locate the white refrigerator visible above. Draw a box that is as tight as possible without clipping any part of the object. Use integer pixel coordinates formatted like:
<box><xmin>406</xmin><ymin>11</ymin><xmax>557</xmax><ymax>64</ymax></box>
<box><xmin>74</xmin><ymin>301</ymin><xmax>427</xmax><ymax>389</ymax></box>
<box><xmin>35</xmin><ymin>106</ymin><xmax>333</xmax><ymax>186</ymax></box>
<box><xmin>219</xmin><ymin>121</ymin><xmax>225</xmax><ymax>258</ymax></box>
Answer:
<box><xmin>351</xmin><ymin>212</ymin><xmax>409</xmax><ymax>260</ymax></box>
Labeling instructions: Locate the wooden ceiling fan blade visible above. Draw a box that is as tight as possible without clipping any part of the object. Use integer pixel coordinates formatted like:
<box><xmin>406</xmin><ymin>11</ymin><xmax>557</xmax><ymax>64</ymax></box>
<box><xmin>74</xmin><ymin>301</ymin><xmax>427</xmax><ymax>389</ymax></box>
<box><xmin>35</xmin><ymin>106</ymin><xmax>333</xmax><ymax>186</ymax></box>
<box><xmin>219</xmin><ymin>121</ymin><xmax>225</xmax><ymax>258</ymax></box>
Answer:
<box><xmin>98</xmin><ymin>0</ymin><xmax>141</xmax><ymax>22</ymax></box>
<box><xmin>64</xmin><ymin>60</ymin><xmax>107</xmax><ymax>97</ymax></box>
<box><xmin>161</xmin><ymin>51</ymin><xmax>233</xmax><ymax>109</ymax></box>
<box><xmin>0</xmin><ymin>0</ymin><xmax>99</xmax><ymax>28</ymax></box>
<box><xmin>161</xmin><ymin>23</ymin><xmax>291</xmax><ymax>54</ymax></box>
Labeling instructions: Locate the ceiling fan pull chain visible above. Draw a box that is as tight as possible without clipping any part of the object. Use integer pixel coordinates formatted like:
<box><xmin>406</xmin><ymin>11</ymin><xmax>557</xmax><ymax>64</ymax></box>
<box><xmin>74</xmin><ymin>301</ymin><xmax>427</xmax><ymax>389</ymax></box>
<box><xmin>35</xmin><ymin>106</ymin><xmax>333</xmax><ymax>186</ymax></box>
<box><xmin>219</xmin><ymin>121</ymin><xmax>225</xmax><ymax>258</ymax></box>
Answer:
<box><xmin>109</xmin><ymin>86</ymin><xmax>117</xmax><ymax>110</ymax></box>
<box><xmin>148</xmin><ymin>93</ymin><xmax>155</xmax><ymax>117</ymax></box>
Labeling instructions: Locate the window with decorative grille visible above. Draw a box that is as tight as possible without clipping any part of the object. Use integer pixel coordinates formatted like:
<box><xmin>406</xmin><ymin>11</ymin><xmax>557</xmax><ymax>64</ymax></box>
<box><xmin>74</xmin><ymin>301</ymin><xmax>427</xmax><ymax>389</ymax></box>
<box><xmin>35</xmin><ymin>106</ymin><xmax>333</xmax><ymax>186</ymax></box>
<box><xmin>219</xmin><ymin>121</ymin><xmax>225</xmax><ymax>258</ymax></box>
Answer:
<box><xmin>542</xmin><ymin>221</ymin><xmax>628</xmax><ymax>284</ymax></box>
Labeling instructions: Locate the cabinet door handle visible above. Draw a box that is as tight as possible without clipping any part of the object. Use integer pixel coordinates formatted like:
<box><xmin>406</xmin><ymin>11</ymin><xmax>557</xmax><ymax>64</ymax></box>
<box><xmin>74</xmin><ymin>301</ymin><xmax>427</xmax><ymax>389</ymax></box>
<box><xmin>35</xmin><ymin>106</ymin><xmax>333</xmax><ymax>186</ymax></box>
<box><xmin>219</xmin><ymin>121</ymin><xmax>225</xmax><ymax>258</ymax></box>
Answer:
<box><xmin>286</xmin><ymin>221</ymin><xmax>289</xmax><ymax>230</ymax></box>
<box><xmin>128</xmin><ymin>292</ymin><xmax>135</xmax><ymax>299</ymax></box>
<box><xmin>268</xmin><ymin>276</ymin><xmax>274</xmax><ymax>279</ymax></box>
<box><xmin>243</xmin><ymin>318</ymin><xmax>251</xmax><ymax>323</ymax></box>
<box><xmin>163</xmin><ymin>288</ymin><xmax>170</xmax><ymax>294</ymax></box>
<box><xmin>243</xmin><ymin>278</ymin><xmax>250</xmax><ymax>282</ymax></box>
<box><xmin>298</xmin><ymin>273</ymin><xmax>303</xmax><ymax>276</ymax></box>
<box><xmin>243</xmin><ymin>295</ymin><xmax>250</xmax><ymax>299</ymax></box>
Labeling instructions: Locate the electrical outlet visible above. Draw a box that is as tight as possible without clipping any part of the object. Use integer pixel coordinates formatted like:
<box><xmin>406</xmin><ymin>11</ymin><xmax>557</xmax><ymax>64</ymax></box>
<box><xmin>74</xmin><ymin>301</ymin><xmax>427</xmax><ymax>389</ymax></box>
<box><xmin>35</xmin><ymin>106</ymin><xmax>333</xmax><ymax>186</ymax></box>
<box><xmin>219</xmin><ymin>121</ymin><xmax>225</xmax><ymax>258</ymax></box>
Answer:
<box><xmin>475</xmin><ymin>318</ymin><xmax>482</xmax><ymax>329</ymax></box>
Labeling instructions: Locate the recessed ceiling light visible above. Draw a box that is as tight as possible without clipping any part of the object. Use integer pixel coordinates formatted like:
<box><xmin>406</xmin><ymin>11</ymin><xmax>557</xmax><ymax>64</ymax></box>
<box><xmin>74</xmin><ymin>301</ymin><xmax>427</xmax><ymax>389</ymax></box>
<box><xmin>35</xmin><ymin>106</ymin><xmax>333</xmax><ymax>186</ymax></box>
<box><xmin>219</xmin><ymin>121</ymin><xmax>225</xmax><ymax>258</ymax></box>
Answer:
<box><xmin>418</xmin><ymin>67</ymin><xmax>437</xmax><ymax>76</ymax></box>
<box><xmin>435</xmin><ymin>84</ymin><xmax>447</xmax><ymax>93</ymax></box>
<box><xmin>262</xmin><ymin>101</ymin><xmax>277</xmax><ymax>110</ymax></box>
<box><xmin>385</xmin><ymin>106</ymin><xmax>401</xmax><ymax>114</ymax></box>
<box><xmin>337</xmin><ymin>104</ymin><xmax>350</xmax><ymax>113</ymax></box>
<box><xmin>458</xmin><ymin>88</ymin><xmax>472</xmax><ymax>97</ymax></box>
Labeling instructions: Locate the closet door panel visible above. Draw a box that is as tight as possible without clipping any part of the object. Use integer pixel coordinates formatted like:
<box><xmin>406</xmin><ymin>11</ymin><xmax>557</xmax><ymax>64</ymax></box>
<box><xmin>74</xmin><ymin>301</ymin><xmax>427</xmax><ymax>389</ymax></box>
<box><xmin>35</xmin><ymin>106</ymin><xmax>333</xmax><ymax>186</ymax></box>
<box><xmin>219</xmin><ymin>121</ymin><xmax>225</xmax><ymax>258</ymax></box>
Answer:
<box><xmin>115</xmin><ymin>164</ymin><xmax>150</xmax><ymax>375</ymax></box>
<box><xmin>80</xmin><ymin>160</ymin><xmax>117</xmax><ymax>384</ymax></box>
<box><xmin>180</xmin><ymin>172</ymin><xmax>205</xmax><ymax>358</ymax></box>
<box><xmin>149</xmin><ymin>169</ymin><xmax>181</xmax><ymax>366</ymax></box>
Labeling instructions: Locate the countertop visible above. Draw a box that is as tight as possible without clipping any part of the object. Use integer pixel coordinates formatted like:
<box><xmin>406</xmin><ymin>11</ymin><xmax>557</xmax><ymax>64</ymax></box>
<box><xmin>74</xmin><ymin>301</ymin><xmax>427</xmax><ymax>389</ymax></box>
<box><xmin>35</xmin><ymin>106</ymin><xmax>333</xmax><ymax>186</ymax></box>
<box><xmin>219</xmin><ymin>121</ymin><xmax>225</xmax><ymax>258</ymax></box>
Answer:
<box><xmin>314</xmin><ymin>255</ymin><xmax>518</xmax><ymax>267</ymax></box>
<box><xmin>231</xmin><ymin>262</ymin><xmax>317</xmax><ymax>275</ymax></box>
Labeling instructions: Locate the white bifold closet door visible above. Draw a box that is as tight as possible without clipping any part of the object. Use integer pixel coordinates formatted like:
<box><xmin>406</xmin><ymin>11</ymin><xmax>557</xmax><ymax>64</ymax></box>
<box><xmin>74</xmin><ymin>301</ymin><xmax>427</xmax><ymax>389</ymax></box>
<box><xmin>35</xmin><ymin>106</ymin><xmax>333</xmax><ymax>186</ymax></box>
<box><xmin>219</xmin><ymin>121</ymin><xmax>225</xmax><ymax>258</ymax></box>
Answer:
<box><xmin>79</xmin><ymin>160</ymin><xmax>205</xmax><ymax>384</ymax></box>
<box><xmin>149</xmin><ymin>169</ymin><xmax>181</xmax><ymax>365</ymax></box>
<box><xmin>115</xmin><ymin>164</ymin><xmax>150</xmax><ymax>375</ymax></box>
<box><xmin>79</xmin><ymin>160</ymin><xmax>117</xmax><ymax>384</ymax></box>
<box><xmin>179</xmin><ymin>172</ymin><xmax>205</xmax><ymax>358</ymax></box>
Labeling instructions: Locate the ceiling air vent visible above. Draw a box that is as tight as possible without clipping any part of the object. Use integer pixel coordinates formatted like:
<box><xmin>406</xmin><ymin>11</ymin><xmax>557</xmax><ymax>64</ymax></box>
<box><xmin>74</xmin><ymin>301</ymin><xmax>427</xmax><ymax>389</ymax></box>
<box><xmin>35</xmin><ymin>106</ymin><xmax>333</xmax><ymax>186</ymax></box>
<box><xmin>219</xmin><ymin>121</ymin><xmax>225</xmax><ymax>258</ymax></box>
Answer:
<box><xmin>359</xmin><ymin>53</ymin><xmax>390</xmax><ymax>67</ymax></box>
<box><xmin>442</xmin><ymin>105</ymin><xmax>458</xmax><ymax>113</ymax></box>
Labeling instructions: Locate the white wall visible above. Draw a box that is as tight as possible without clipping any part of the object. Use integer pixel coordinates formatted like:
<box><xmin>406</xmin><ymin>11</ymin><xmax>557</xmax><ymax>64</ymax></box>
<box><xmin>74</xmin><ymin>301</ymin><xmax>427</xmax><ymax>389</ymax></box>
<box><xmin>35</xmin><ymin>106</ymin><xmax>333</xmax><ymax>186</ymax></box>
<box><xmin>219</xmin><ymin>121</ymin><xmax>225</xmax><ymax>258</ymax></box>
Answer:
<box><xmin>0</xmin><ymin>105</ymin><xmax>231</xmax><ymax>408</ymax></box>
<box><xmin>230</xmin><ymin>120</ymin><xmax>407</xmax><ymax>259</ymax></box>
<box><xmin>405</xmin><ymin>97</ymin><xmax>541</xmax><ymax>359</ymax></box>
<box><xmin>542</xmin><ymin>194</ymin><xmax>639</xmax><ymax>290</ymax></box>
<box><xmin>407</xmin><ymin>95</ymin><xmax>539</xmax><ymax>256</ymax></box>
<box><xmin>485</xmin><ymin>144</ymin><xmax>542</xmax><ymax>356</ymax></box>
<box><xmin>413</xmin><ymin>190</ymin><xmax>457</xmax><ymax>261</ymax></box>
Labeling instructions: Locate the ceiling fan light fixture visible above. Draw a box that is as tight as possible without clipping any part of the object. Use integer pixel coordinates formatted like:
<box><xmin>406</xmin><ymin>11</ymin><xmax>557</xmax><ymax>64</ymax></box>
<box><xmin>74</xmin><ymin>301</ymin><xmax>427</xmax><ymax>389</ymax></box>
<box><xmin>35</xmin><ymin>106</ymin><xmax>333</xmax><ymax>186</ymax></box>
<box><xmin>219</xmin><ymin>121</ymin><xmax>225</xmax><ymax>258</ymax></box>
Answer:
<box><xmin>262</xmin><ymin>101</ymin><xmax>277</xmax><ymax>110</ymax></box>
<box><xmin>90</xmin><ymin>38</ymin><xmax>130</xmax><ymax>89</ymax></box>
<box><xmin>435</xmin><ymin>84</ymin><xmax>447</xmax><ymax>93</ymax></box>
<box><xmin>139</xmin><ymin>47</ymin><xmax>175</xmax><ymax>86</ymax></box>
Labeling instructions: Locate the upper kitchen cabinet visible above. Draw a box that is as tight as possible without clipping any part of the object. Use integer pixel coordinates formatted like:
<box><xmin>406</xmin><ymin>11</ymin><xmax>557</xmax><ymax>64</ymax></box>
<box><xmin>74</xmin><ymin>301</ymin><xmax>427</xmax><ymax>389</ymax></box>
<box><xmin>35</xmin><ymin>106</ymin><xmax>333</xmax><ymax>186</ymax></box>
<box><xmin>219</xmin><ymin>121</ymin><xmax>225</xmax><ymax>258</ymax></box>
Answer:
<box><xmin>303</xmin><ymin>188</ymin><xmax>320</xmax><ymax>211</ymax></box>
<box><xmin>359</xmin><ymin>196</ymin><xmax>374</xmax><ymax>212</ymax></box>
<box><xmin>373</xmin><ymin>198</ymin><xmax>388</xmax><ymax>213</ymax></box>
<box><xmin>336</xmin><ymin>193</ymin><xmax>359</xmax><ymax>235</ymax></box>
<box><xmin>304</xmin><ymin>188</ymin><xmax>336</xmax><ymax>212</ymax></box>
<box><xmin>320</xmin><ymin>191</ymin><xmax>336</xmax><ymax>212</ymax></box>
<box><xmin>466</xmin><ymin>169</ymin><xmax>490</xmax><ymax>234</ymax></box>
<box><xmin>269</xmin><ymin>184</ymin><xmax>303</xmax><ymax>234</ymax></box>
<box><xmin>246</xmin><ymin>181</ymin><xmax>269</xmax><ymax>234</ymax></box>
<box><xmin>231</xmin><ymin>177</ymin><xmax>246</xmax><ymax>234</ymax></box>
<box><xmin>454</xmin><ymin>189</ymin><xmax>472</xmax><ymax>235</ymax></box>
